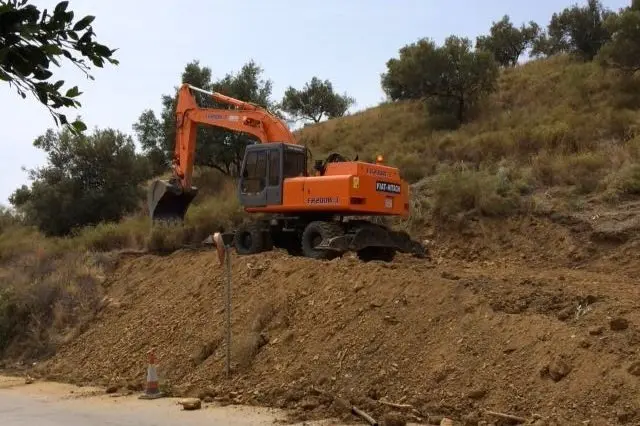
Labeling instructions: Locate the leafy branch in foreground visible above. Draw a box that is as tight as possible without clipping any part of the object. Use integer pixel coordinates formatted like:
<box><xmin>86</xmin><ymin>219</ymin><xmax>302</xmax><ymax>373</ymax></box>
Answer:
<box><xmin>0</xmin><ymin>0</ymin><xmax>119</xmax><ymax>133</ymax></box>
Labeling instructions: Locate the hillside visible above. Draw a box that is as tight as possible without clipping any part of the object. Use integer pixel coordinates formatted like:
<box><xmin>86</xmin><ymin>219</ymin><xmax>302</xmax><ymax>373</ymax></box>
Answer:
<box><xmin>2</xmin><ymin>55</ymin><xmax>640</xmax><ymax>424</ymax></box>
<box><xmin>300</xmin><ymin>55</ymin><xmax>640</xmax><ymax>220</ymax></box>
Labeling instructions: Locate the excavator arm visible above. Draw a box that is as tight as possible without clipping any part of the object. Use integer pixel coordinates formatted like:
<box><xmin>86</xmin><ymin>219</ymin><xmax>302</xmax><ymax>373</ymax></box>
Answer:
<box><xmin>173</xmin><ymin>84</ymin><xmax>297</xmax><ymax>189</ymax></box>
<box><xmin>148</xmin><ymin>83</ymin><xmax>297</xmax><ymax>221</ymax></box>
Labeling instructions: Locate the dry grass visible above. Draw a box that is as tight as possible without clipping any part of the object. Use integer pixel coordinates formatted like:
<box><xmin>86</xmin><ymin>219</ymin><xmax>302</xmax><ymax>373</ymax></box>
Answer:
<box><xmin>0</xmin><ymin>247</ymin><xmax>112</xmax><ymax>360</ymax></box>
<box><xmin>297</xmin><ymin>55</ymin><xmax>640</xmax><ymax>225</ymax></box>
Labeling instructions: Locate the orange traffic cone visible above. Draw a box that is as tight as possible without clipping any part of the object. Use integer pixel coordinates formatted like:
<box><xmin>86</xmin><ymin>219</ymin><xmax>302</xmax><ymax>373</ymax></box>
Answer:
<box><xmin>139</xmin><ymin>348</ymin><xmax>165</xmax><ymax>399</ymax></box>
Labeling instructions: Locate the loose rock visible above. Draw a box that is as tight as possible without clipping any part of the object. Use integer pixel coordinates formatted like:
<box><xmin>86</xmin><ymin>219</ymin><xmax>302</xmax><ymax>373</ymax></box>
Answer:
<box><xmin>547</xmin><ymin>358</ymin><xmax>572</xmax><ymax>382</ymax></box>
<box><xmin>628</xmin><ymin>362</ymin><xmax>640</xmax><ymax>376</ymax></box>
<box><xmin>427</xmin><ymin>415</ymin><xmax>444</xmax><ymax>425</ymax></box>
<box><xmin>178</xmin><ymin>398</ymin><xmax>202</xmax><ymax>410</ymax></box>
<box><xmin>299</xmin><ymin>397</ymin><xmax>320</xmax><ymax>411</ymax></box>
<box><xmin>610</xmin><ymin>318</ymin><xmax>629</xmax><ymax>331</ymax></box>
<box><xmin>588</xmin><ymin>326</ymin><xmax>604</xmax><ymax>336</ymax></box>
<box><xmin>467</xmin><ymin>388</ymin><xmax>487</xmax><ymax>400</ymax></box>
<box><xmin>382</xmin><ymin>411</ymin><xmax>407</xmax><ymax>426</ymax></box>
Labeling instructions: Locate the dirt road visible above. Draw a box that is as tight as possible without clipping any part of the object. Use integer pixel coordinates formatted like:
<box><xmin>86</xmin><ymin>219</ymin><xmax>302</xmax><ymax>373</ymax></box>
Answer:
<box><xmin>0</xmin><ymin>376</ymin><xmax>338</xmax><ymax>426</ymax></box>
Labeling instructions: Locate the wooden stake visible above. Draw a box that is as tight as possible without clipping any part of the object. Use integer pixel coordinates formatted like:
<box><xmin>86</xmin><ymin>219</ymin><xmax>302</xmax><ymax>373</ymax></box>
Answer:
<box><xmin>351</xmin><ymin>405</ymin><xmax>378</xmax><ymax>426</ymax></box>
<box><xmin>483</xmin><ymin>409</ymin><xmax>528</xmax><ymax>424</ymax></box>
<box><xmin>377</xmin><ymin>398</ymin><xmax>414</xmax><ymax>410</ymax></box>
<box><xmin>224</xmin><ymin>244</ymin><xmax>232</xmax><ymax>378</ymax></box>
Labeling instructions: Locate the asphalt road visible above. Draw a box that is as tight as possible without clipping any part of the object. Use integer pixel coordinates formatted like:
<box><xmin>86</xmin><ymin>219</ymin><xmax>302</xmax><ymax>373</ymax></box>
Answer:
<box><xmin>0</xmin><ymin>376</ymin><xmax>333</xmax><ymax>426</ymax></box>
<box><xmin>0</xmin><ymin>389</ymin><xmax>289</xmax><ymax>426</ymax></box>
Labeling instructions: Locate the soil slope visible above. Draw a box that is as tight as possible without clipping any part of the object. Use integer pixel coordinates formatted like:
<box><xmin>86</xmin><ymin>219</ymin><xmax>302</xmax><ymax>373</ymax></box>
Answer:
<box><xmin>36</xmin><ymin>205</ymin><xmax>640</xmax><ymax>425</ymax></box>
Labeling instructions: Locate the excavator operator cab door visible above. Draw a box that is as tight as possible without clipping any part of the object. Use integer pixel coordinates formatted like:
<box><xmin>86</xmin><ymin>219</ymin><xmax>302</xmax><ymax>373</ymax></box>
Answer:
<box><xmin>238</xmin><ymin>143</ymin><xmax>307</xmax><ymax>208</ymax></box>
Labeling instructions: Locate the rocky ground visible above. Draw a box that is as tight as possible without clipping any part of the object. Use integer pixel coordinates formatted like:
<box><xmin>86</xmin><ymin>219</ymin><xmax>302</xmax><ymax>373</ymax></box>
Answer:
<box><xmin>23</xmin><ymin>201</ymin><xmax>640</xmax><ymax>425</ymax></box>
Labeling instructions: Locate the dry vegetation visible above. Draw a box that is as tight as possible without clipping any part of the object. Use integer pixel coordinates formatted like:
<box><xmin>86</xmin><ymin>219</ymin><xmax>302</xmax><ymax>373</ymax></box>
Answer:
<box><xmin>1</xmin><ymin>55</ymin><xmax>639</xmax><ymax>361</ymax></box>
<box><xmin>301</xmin><ymin>55</ymin><xmax>640</xmax><ymax>225</ymax></box>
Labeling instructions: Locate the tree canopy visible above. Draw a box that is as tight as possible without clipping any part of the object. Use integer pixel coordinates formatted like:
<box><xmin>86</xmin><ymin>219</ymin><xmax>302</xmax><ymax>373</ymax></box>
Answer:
<box><xmin>279</xmin><ymin>77</ymin><xmax>355</xmax><ymax>123</ymax></box>
<box><xmin>9</xmin><ymin>127</ymin><xmax>151</xmax><ymax>236</ymax></box>
<box><xmin>597</xmin><ymin>0</ymin><xmax>640</xmax><ymax>74</ymax></box>
<box><xmin>0</xmin><ymin>0</ymin><xmax>118</xmax><ymax>133</ymax></box>
<box><xmin>532</xmin><ymin>0</ymin><xmax>614</xmax><ymax>61</ymax></box>
<box><xmin>381</xmin><ymin>36</ymin><xmax>499</xmax><ymax>127</ymax></box>
<box><xmin>133</xmin><ymin>59</ymin><xmax>275</xmax><ymax>177</ymax></box>
<box><xmin>475</xmin><ymin>15</ymin><xmax>539</xmax><ymax>67</ymax></box>
<box><xmin>0</xmin><ymin>205</ymin><xmax>18</xmax><ymax>233</ymax></box>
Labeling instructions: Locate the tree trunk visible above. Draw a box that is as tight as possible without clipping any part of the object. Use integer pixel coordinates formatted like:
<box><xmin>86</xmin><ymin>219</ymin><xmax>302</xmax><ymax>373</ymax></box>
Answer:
<box><xmin>457</xmin><ymin>96</ymin><xmax>465</xmax><ymax>123</ymax></box>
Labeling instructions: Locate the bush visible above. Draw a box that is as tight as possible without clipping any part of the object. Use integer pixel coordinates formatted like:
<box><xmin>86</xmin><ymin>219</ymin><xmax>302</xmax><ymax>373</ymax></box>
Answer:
<box><xmin>0</xmin><ymin>250</ymin><xmax>107</xmax><ymax>359</ymax></box>
<box><xmin>602</xmin><ymin>163</ymin><xmax>640</xmax><ymax>202</ymax></box>
<box><xmin>76</xmin><ymin>217</ymin><xmax>149</xmax><ymax>252</ymax></box>
<box><xmin>431</xmin><ymin>163</ymin><xmax>522</xmax><ymax>220</ymax></box>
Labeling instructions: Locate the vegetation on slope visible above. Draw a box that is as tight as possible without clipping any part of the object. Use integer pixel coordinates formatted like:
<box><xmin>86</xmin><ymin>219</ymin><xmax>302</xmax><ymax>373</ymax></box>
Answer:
<box><xmin>302</xmin><ymin>55</ymin><xmax>640</xmax><ymax>224</ymax></box>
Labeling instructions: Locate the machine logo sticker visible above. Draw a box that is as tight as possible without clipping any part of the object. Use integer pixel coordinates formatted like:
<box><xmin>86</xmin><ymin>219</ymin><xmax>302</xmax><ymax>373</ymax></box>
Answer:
<box><xmin>306</xmin><ymin>196</ymin><xmax>339</xmax><ymax>205</ymax></box>
<box><xmin>375</xmin><ymin>181</ymin><xmax>401</xmax><ymax>194</ymax></box>
<box><xmin>366</xmin><ymin>168</ymin><xmax>391</xmax><ymax>178</ymax></box>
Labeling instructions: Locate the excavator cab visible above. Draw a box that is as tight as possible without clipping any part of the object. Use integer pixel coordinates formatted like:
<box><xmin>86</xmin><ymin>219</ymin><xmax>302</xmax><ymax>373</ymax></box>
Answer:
<box><xmin>238</xmin><ymin>142</ymin><xmax>307</xmax><ymax>208</ymax></box>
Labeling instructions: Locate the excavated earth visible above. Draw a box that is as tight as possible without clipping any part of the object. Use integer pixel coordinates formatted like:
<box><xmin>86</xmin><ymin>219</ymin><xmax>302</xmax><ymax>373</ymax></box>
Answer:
<box><xmin>34</xmin><ymin>202</ymin><xmax>640</xmax><ymax>425</ymax></box>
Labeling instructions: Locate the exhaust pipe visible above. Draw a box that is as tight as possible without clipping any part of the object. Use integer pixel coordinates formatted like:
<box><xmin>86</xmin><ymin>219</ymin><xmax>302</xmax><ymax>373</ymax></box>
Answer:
<box><xmin>148</xmin><ymin>179</ymin><xmax>198</xmax><ymax>222</ymax></box>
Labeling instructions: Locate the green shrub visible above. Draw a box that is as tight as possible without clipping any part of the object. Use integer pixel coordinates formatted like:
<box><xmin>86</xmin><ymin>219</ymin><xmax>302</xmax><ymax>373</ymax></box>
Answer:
<box><xmin>431</xmin><ymin>163</ymin><xmax>521</xmax><ymax>220</ymax></box>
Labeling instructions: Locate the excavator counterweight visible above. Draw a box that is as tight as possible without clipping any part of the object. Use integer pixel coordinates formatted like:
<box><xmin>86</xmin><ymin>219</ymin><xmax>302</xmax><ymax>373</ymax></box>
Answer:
<box><xmin>147</xmin><ymin>84</ymin><xmax>427</xmax><ymax>262</ymax></box>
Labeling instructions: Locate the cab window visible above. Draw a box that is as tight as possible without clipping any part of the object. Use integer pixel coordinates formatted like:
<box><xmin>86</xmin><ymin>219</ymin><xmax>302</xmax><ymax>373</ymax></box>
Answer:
<box><xmin>283</xmin><ymin>149</ymin><xmax>306</xmax><ymax>178</ymax></box>
<box><xmin>242</xmin><ymin>150</ymin><xmax>267</xmax><ymax>193</ymax></box>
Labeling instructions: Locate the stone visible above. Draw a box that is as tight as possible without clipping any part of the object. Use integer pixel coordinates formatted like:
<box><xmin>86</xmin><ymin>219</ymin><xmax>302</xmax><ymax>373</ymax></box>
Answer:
<box><xmin>178</xmin><ymin>398</ymin><xmax>202</xmax><ymax>410</ymax></box>
<box><xmin>427</xmin><ymin>415</ymin><xmax>444</xmax><ymax>425</ymax></box>
<box><xmin>382</xmin><ymin>412</ymin><xmax>407</xmax><ymax>426</ymax></box>
<box><xmin>548</xmin><ymin>358</ymin><xmax>572</xmax><ymax>382</ymax></box>
<box><xmin>467</xmin><ymin>388</ymin><xmax>487</xmax><ymax>400</ymax></box>
<box><xmin>628</xmin><ymin>362</ymin><xmax>640</xmax><ymax>376</ymax></box>
<box><xmin>299</xmin><ymin>397</ymin><xmax>320</xmax><ymax>411</ymax></box>
<box><xmin>588</xmin><ymin>326</ymin><xmax>604</xmax><ymax>336</ymax></box>
<box><xmin>610</xmin><ymin>318</ymin><xmax>629</xmax><ymax>331</ymax></box>
<box><xmin>105</xmin><ymin>385</ymin><xmax>118</xmax><ymax>394</ymax></box>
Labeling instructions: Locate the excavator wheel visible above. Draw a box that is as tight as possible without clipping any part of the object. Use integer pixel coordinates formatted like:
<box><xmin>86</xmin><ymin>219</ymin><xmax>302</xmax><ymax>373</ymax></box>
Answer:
<box><xmin>301</xmin><ymin>221</ymin><xmax>344</xmax><ymax>260</ymax></box>
<box><xmin>234</xmin><ymin>222</ymin><xmax>271</xmax><ymax>255</ymax></box>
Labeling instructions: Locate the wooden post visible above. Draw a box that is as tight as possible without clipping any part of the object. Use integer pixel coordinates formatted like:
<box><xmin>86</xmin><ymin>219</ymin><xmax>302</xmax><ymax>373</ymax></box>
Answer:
<box><xmin>212</xmin><ymin>232</ymin><xmax>232</xmax><ymax>378</ymax></box>
<box><xmin>224</xmin><ymin>243</ymin><xmax>232</xmax><ymax>378</ymax></box>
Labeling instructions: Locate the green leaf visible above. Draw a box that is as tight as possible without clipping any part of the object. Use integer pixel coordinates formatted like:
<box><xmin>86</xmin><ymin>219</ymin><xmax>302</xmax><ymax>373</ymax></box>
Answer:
<box><xmin>53</xmin><ymin>1</ymin><xmax>69</xmax><ymax>16</ymax></box>
<box><xmin>33</xmin><ymin>67</ymin><xmax>53</xmax><ymax>80</ymax></box>
<box><xmin>93</xmin><ymin>43</ymin><xmax>113</xmax><ymax>58</ymax></box>
<box><xmin>72</xmin><ymin>15</ymin><xmax>95</xmax><ymax>31</ymax></box>
<box><xmin>71</xmin><ymin>119</ymin><xmax>87</xmax><ymax>132</ymax></box>
<box><xmin>42</xmin><ymin>44</ymin><xmax>63</xmax><ymax>55</ymax></box>
<box><xmin>65</xmin><ymin>86</ymin><xmax>81</xmax><ymax>97</ymax></box>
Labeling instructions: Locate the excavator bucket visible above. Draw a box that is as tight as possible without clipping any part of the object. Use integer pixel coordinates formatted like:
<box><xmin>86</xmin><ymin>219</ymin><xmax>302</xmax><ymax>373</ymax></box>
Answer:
<box><xmin>148</xmin><ymin>179</ymin><xmax>198</xmax><ymax>222</ymax></box>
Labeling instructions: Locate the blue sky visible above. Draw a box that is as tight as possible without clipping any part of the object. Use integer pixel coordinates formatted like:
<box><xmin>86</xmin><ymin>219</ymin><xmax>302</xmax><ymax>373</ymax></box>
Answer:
<box><xmin>0</xmin><ymin>0</ymin><xmax>631</xmax><ymax>205</ymax></box>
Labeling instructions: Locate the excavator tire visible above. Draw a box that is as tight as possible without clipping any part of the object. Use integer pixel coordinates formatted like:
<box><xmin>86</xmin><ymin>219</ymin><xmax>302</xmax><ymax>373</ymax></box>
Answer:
<box><xmin>301</xmin><ymin>221</ymin><xmax>344</xmax><ymax>260</ymax></box>
<box><xmin>234</xmin><ymin>222</ymin><xmax>270</xmax><ymax>255</ymax></box>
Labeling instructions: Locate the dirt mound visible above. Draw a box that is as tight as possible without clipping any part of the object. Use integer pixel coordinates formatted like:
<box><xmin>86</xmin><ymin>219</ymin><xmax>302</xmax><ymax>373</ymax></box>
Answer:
<box><xmin>34</xmin><ymin>214</ymin><xmax>640</xmax><ymax>425</ymax></box>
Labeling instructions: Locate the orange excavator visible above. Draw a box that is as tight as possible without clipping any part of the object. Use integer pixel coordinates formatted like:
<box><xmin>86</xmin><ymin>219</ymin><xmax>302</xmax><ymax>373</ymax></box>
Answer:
<box><xmin>147</xmin><ymin>83</ymin><xmax>425</xmax><ymax>261</ymax></box>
